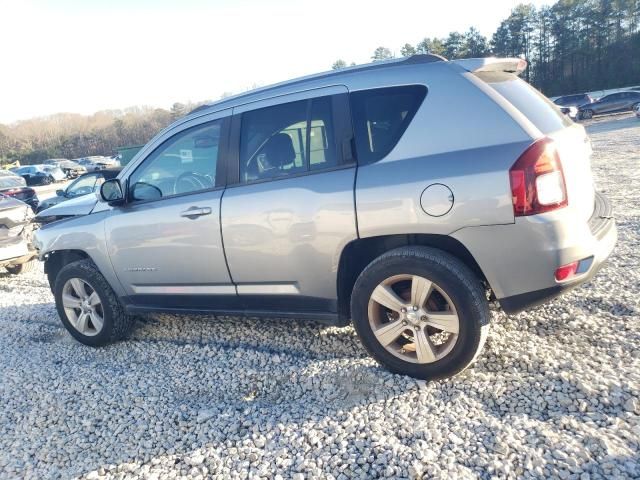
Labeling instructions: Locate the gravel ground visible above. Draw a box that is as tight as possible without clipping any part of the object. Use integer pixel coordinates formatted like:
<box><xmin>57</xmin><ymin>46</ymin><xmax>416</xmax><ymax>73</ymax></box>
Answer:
<box><xmin>1</xmin><ymin>113</ymin><xmax>639</xmax><ymax>479</ymax></box>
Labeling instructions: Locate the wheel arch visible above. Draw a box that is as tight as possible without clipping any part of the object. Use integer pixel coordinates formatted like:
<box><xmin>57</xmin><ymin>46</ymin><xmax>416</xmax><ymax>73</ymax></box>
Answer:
<box><xmin>43</xmin><ymin>249</ymin><xmax>92</xmax><ymax>292</ymax></box>
<box><xmin>336</xmin><ymin>234</ymin><xmax>488</xmax><ymax>322</ymax></box>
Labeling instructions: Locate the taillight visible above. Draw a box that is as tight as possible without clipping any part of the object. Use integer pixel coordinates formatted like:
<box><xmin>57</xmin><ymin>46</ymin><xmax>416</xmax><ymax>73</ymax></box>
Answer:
<box><xmin>509</xmin><ymin>138</ymin><xmax>568</xmax><ymax>216</ymax></box>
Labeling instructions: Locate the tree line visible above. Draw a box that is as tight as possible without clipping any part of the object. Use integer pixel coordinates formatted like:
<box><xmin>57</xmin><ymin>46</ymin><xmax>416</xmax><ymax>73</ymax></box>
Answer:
<box><xmin>2</xmin><ymin>0</ymin><xmax>638</xmax><ymax>166</ymax></box>
<box><xmin>334</xmin><ymin>0</ymin><xmax>640</xmax><ymax>95</ymax></box>
<box><xmin>0</xmin><ymin>102</ymin><xmax>198</xmax><ymax>166</ymax></box>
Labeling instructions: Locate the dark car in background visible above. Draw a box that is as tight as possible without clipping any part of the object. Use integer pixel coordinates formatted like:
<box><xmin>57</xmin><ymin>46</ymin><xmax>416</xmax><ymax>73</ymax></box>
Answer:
<box><xmin>36</xmin><ymin>168</ymin><xmax>121</xmax><ymax>213</ymax></box>
<box><xmin>13</xmin><ymin>165</ymin><xmax>61</xmax><ymax>185</ymax></box>
<box><xmin>554</xmin><ymin>93</ymin><xmax>593</xmax><ymax>119</ymax></box>
<box><xmin>0</xmin><ymin>175</ymin><xmax>39</xmax><ymax>211</ymax></box>
<box><xmin>554</xmin><ymin>93</ymin><xmax>593</xmax><ymax>107</ymax></box>
<box><xmin>578</xmin><ymin>91</ymin><xmax>640</xmax><ymax>119</ymax></box>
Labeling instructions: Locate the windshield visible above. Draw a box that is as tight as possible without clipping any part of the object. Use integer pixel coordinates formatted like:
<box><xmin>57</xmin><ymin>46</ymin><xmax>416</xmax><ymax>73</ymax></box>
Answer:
<box><xmin>66</xmin><ymin>174</ymin><xmax>99</xmax><ymax>197</ymax></box>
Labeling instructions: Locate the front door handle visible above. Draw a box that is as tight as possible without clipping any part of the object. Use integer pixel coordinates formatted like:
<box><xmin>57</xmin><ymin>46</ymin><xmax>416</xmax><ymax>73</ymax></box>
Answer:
<box><xmin>180</xmin><ymin>206</ymin><xmax>212</xmax><ymax>219</ymax></box>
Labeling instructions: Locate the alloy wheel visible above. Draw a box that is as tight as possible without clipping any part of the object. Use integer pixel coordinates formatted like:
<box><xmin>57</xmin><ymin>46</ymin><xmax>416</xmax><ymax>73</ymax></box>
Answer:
<box><xmin>62</xmin><ymin>278</ymin><xmax>105</xmax><ymax>336</ymax></box>
<box><xmin>367</xmin><ymin>274</ymin><xmax>460</xmax><ymax>364</ymax></box>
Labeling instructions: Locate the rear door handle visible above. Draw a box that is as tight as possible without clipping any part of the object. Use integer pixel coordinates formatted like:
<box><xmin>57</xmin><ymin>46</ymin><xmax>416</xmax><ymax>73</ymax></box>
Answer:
<box><xmin>180</xmin><ymin>206</ymin><xmax>212</xmax><ymax>219</ymax></box>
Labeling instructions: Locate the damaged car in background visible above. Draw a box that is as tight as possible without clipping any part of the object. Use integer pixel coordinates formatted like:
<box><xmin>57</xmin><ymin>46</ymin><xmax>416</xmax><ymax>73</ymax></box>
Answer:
<box><xmin>0</xmin><ymin>193</ymin><xmax>37</xmax><ymax>275</ymax></box>
<box><xmin>0</xmin><ymin>173</ymin><xmax>39</xmax><ymax>211</ymax></box>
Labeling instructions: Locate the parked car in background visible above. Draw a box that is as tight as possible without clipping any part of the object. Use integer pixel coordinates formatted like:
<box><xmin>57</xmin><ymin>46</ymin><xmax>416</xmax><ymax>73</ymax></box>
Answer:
<box><xmin>554</xmin><ymin>93</ymin><xmax>593</xmax><ymax>108</ymax></box>
<box><xmin>37</xmin><ymin>168</ymin><xmax>121</xmax><ymax>213</ymax></box>
<box><xmin>41</xmin><ymin>165</ymin><xmax>67</xmax><ymax>182</ymax></box>
<box><xmin>578</xmin><ymin>91</ymin><xmax>640</xmax><ymax>119</ymax></box>
<box><xmin>0</xmin><ymin>175</ymin><xmax>39</xmax><ymax>211</ymax></box>
<box><xmin>558</xmin><ymin>105</ymin><xmax>579</xmax><ymax>119</ymax></box>
<box><xmin>34</xmin><ymin>55</ymin><xmax>616</xmax><ymax>380</ymax></box>
<box><xmin>0</xmin><ymin>169</ymin><xmax>24</xmax><ymax>180</ymax></box>
<box><xmin>44</xmin><ymin>159</ymin><xmax>87</xmax><ymax>178</ymax></box>
<box><xmin>43</xmin><ymin>158</ymin><xmax>68</xmax><ymax>165</ymax></box>
<box><xmin>0</xmin><ymin>193</ymin><xmax>37</xmax><ymax>275</ymax></box>
<box><xmin>75</xmin><ymin>156</ymin><xmax>120</xmax><ymax>172</ymax></box>
<box><xmin>14</xmin><ymin>165</ymin><xmax>59</xmax><ymax>185</ymax></box>
<box><xmin>74</xmin><ymin>158</ymin><xmax>99</xmax><ymax>172</ymax></box>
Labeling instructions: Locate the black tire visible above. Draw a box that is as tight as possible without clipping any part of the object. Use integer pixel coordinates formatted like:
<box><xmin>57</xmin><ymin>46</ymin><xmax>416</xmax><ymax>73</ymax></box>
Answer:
<box><xmin>582</xmin><ymin>109</ymin><xmax>594</xmax><ymax>120</ymax></box>
<box><xmin>350</xmin><ymin>246</ymin><xmax>490</xmax><ymax>380</ymax></box>
<box><xmin>5</xmin><ymin>260</ymin><xmax>37</xmax><ymax>275</ymax></box>
<box><xmin>54</xmin><ymin>259</ymin><xmax>135</xmax><ymax>346</ymax></box>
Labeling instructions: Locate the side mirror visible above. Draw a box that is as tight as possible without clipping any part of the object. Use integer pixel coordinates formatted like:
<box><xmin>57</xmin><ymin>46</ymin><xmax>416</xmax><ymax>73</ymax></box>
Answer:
<box><xmin>55</xmin><ymin>189</ymin><xmax>65</xmax><ymax>197</ymax></box>
<box><xmin>131</xmin><ymin>182</ymin><xmax>162</xmax><ymax>201</ymax></box>
<box><xmin>100</xmin><ymin>178</ymin><xmax>125</xmax><ymax>205</ymax></box>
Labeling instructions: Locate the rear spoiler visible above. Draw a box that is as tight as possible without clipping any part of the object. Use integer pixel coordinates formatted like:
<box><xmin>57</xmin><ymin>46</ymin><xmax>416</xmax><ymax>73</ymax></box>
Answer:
<box><xmin>452</xmin><ymin>57</ymin><xmax>527</xmax><ymax>75</ymax></box>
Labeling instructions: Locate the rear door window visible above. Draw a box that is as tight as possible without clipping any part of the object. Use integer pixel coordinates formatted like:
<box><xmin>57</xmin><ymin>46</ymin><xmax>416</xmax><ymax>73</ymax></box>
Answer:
<box><xmin>239</xmin><ymin>95</ymin><xmax>339</xmax><ymax>183</ymax></box>
<box><xmin>476</xmin><ymin>72</ymin><xmax>572</xmax><ymax>133</ymax></box>
<box><xmin>350</xmin><ymin>85</ymin><xmax>427</xmax><ymax>164</ymax></box>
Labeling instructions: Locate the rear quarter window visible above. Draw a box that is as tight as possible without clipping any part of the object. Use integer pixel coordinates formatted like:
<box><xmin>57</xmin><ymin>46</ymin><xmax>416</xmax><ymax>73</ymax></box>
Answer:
<box><xmin>476</xmin><ymin>72</ymin><xmax>572</xmax><ymax>134</ymax></box>
<box><xmin>350</xmin><ymin>85</ymin><xmax>427</xmax><ymax>164</ymax></box>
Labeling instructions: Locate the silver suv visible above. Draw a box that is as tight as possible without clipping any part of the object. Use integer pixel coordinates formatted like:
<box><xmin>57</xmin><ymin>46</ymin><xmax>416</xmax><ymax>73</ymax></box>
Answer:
<box><xmin>34</xmin><ymin>55</ymin><xmax>617</xmax><ymax>380</ymax></box>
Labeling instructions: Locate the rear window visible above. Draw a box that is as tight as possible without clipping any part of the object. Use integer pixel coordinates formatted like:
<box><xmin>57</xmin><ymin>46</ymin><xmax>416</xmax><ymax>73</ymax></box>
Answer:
<box><xmin>350</xmin><ymin>85</ymin><xmax>427</xmax><ymax>164</ymax></box>
<box><xmin>477</xmin><ymin>72</ymin><xmax>572</xmax><ymax>133</ymax></box>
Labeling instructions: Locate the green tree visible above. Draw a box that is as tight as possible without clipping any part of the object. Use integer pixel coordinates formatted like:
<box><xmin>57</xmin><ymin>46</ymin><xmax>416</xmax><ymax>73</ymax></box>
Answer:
<box><xmin>463</xmin><ymin>27</ymin><xmax>489</xmax><ymax>57</ymax></box>
<box><xmin>371</xmin><ymin>46</ymin><xmax>393</xmax><ymax>61</ymax></box>
<box><xmin>416</xmin><ymin>37</ymin><xmax>446</xmax><ymax>56</ymax></box>
<box><xmin>444</xmin><ymin>32</ymin><xmax>465</xmax><ymax>59</ymax></box>
<box><xmin>332</xmin><ymin>59</ymin><xmax>348</xmax><ymax>70</ymax></box>
<box><xmin>400</xmin><ymin>43</ymin><xmax>416</xmax><ymax>57</ymax></box>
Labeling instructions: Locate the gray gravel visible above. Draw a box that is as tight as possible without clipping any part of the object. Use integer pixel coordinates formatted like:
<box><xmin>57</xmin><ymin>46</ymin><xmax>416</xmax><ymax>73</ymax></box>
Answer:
<box><xmin>1</xmin><ymin>113</ymin><xmax>639</xmax><ymax>479</ymax></box>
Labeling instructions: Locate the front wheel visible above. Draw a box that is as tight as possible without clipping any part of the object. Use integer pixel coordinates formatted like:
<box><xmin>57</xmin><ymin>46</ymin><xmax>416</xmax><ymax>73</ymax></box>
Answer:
<box><xmin>54</xmin><ymin>259</ymin><xmax>135</xmax><ymax>346</ymax></box>
<box><xmin>351</xmin><ymin>246</ymin><xmax>490</xmax><ymax>380</ymax></box>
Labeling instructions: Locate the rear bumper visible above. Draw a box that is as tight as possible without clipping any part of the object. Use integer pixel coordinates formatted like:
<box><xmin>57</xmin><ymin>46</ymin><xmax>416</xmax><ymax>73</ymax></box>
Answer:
<box><xmin>500</xmin><ymin>208</ymin><xmax>616</xmax><ymax>313</ymax></box>
<box><xmin>452</xmin><ymin>192</ymin><xmax>617</xmax><ymax>314</ymax></box>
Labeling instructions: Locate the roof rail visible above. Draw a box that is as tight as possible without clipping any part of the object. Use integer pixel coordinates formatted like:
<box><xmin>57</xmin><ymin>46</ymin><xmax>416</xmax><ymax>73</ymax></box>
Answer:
<box><xmin>196</xmin><ymin>54</ymin><xmax>448</xmax><ymax>113</ymax></box>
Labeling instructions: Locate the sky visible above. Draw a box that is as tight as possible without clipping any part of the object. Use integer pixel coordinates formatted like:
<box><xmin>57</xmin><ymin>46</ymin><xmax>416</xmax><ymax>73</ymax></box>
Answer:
<box><xmin>0</xmin><ymin>0</ymin><xmax>552</xmax><ymax>124</ymax></box>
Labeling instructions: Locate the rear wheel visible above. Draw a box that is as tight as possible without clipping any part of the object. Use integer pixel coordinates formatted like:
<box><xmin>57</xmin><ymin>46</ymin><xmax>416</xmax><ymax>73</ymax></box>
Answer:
<box><xmin>581</xmin><ymin>109</ymin><xmax>594</xmax><ymax>120</ymax></box>
<box><xmin>351</xmin><ymin>246</ymin><xmax>490</xmax><ymax>380</ymax></box>
<box><xmin>54</xmin><ymin>259</ymin><xmax>135</xmax><ymax>346</ymax></box>
<box><xmin>5</xmin><ymin>260</ymin><xmax>37</xmax><ymax>275</ymax></box>
<box><xmin>42</xmin><ymin>175</ymin><xmax>52</xmax><ymax>185</ymax></box>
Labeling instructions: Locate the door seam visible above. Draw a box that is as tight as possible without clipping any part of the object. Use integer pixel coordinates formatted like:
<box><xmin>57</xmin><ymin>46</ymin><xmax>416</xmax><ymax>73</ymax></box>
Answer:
<box><xmin>218</xmin><ymin>187</ymin><xmax>238</xmax><ymax>294</ymax></box>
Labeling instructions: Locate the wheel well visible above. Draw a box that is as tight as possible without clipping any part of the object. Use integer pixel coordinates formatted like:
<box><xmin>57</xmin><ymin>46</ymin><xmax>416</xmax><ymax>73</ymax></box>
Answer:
<box><xmin>336</xmin><ymin>234</ymin><xmax>488</xmax><ymax>322</ymax></box>
<box><xmin>43</xmin><ymin>250</ymin><xmax>91</xmax><ymax>292</ymax></box>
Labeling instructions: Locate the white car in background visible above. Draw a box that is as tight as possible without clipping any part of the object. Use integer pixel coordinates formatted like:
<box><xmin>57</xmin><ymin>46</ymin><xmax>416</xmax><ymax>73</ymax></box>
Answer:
<box><xmin>40</xmin><ymin>165</ymin><xmax>66</xmax><ymax>182</ymax></box>
<box><xmin>75</xmin><ymin>156</ymin><xmax>121</xmax><ymax>172</ymax></box>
